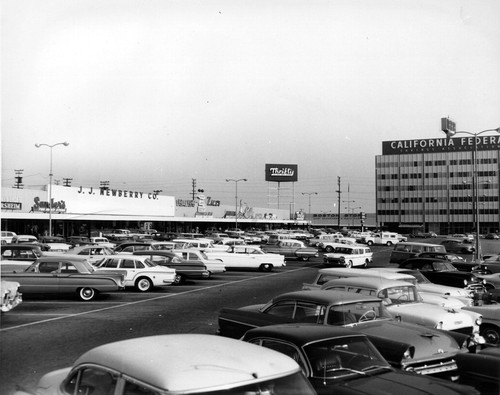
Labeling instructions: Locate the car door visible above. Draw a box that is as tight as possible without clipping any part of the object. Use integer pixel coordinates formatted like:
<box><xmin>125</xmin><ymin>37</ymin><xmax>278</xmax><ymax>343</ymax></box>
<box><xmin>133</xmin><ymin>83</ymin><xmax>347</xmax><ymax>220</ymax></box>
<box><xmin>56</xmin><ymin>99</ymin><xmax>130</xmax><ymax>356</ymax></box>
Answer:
<box><xmin>22</xmin><ymin>260</ymin><xmax>62</xmax><ymax>294</ymax></box>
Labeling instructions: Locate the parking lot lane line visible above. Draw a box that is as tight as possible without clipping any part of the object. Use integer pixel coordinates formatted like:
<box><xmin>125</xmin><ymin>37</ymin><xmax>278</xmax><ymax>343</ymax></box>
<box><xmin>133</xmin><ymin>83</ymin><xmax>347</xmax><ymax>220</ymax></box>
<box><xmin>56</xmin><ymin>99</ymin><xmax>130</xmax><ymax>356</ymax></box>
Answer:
<box><xmin>0</xmin><ymin>266</ymin><xmax>312</xmax><ymax>332</ymax></box>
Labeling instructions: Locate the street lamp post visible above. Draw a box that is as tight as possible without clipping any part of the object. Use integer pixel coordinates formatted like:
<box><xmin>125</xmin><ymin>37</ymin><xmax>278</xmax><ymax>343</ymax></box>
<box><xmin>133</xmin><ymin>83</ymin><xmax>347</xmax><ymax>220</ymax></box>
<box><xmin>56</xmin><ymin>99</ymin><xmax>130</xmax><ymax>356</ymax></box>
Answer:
<box><xmin>226</xmin><ymin>178</ymin><xmax>247</xmax><ymax>230</ymax></box>
<box><xmin>302</xmin><ymin>192</ymin><xmax>318</xmax><ymax>215</ymax></box>
<box><xmin>442</xmin><ymin>127</ymin><xmax>500</xmax><ymax>262</ymax></box>
<box><xmin>35</xmin><ymin>142</ymin><xmax>70</xmax><ymax>236</ymax></box>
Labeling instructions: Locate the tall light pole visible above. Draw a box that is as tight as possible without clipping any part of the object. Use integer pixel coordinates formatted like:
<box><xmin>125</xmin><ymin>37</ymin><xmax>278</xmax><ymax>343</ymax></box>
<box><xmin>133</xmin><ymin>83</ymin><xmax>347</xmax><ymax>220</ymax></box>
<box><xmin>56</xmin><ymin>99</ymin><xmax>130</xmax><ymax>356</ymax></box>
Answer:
<box><xmin>442</xmin><ymin>126</ymin><xmax>500</xmax><ymax>262</ymax></box>
<box><xmin>226</xmin><ymin>178</ymin><xmax>247</xmax><ymax>230</ymax></box>
<box><xmin>35</xmin><ymin>142</ymin><xmax>70</xmax><ymax>236</ymax></box>
<box><xmin>302</xmin><ymin>192</ymin><xmax>318</xmax><ymax>215</ymax></box>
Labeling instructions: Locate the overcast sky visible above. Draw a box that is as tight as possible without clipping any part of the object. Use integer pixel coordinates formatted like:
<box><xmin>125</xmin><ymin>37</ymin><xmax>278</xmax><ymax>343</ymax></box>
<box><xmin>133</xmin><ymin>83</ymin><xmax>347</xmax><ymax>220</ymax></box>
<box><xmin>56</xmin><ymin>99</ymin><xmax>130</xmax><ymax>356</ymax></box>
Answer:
<box><xmin>2</xmin><ymin>0</ymin><xmax>499</xmax><ymax>214</ymax></box>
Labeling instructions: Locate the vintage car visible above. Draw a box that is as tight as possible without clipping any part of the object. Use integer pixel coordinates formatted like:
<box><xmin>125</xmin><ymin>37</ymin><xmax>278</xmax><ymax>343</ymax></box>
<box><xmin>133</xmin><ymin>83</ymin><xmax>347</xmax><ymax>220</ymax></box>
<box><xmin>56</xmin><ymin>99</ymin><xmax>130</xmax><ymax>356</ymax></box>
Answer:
<box><xmin>302</xmin><ymin>267</ymin><xmax>417</xmax><ymax>290</ymax></box>
<box><xmin>380</xmin><ymin>267</ymin><xmax>475</xmax><ymax>305</ymax></box>
<box><xmin>66</xmin><ymin>245</ymin><xmax>115</xmax><ymax>264</ymax></box>
<box><xmin>319</xmin><ymin>277</ymin><xmax>482</xmax><ymax>336</ymax></box>
<box><xmin>455</xmin><ymin>346</ymin><xmax>500</xmax><ymax>395</ymax></box>
<box><xmin>261</xmin><ymin>240</ymin><xmax>318</xmax><ymax>261</ymax></box>
<box><xmin>415</xmin><ymin>251</ymin><xmax>467</xmax><ymax>262</ymax></box>
<box><xmin>243</xmin><ymin>324</ymin><xmax>479</xmax><ymax>395</ymax></box>
<box><xmin>1</xmin><ymin>231</ymin><xmax>17</xmax><ymax>245</ymax></box>
<box><xmin>205</xmin><ymin>245</ymin><xmax>285</xmax><ymax>271</ymax></box>
<box><xmin>11</xmin><ymin>235</ymin><xmax>38</xmax><ymax>244</ymax></box>
<box><xmin>462</xmin><ymin>303</ymin><xmax>500</xmax><ymax>346</ymax></box>
<box><xmin>1</xmin><ymin>257</ymin><xmax>124</xmax><ymax>301</ymax></box>
<box><xmin>398</xmin><ymin>258</ymin><xmax>486</xmax><ymax>295</ymax></box>
<box><xmin>37</xmin><ymin>236</ymin><xmax>72</xmax><ymax>252</ymax></box>
<box><xmin>218</xmin><ymin>290</ymin><xmax>471</xmax><ymax>379</ymax></box>
<box><xmin>1</xmin><ymin>244</ymin><xmax>46</xmax><ymax>272</ymax></box>
<box><xmin>319</xmin><ymin>237</ymin><xmax>357</xmax><ymax>252</ymax></box>
<box><xmin>172</xmin><ymin>249</ymin><xmax>226</xmax><ymax>275</ymax></box>
<box><xmin>132</xmin><ymin>250</ymin><xmax>210</xmax><ymax>283</ymax></box>
<box><xmin>66</xmin><ymin>236</ymin><xmax>93</xmax><ymax>247</ymax></box>
<box><xmin>481</xmin><ymin>254</ymin><xmax>500</xmax><ymax>274</ymax></box>
<box><xmin>13</xmin><ymin>334</ymin><xmax>316</xmax><ymax>395</ymax></box>
<box><xmin>94</xmin><ymin>254</ymin><xmax>176</xmax><ymax>291</ymax></box>
<box><xmin>89</xmin><ymin>236</ymin><xmax>116</xmax><ymax>249</ymax></box>
<box><xmin>441</xmin><ymin>238</ymin><xmax>475</xmax><ymax>254</ymax></box>
<box><xmin>1</xmin><ymin>280</ymin><xmax>22</xmax><ymax>312</ymax></box>
<box><xmin>322</xmin><ymin>245</ymin><xmax>373</xmax><ymax>268</ymax></box>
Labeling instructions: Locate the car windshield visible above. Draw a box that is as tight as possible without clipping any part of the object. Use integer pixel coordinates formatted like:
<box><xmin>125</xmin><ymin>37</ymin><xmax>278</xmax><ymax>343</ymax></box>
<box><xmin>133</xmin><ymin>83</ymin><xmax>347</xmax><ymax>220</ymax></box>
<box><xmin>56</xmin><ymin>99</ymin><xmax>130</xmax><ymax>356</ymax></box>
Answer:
<box><xmin>377</xmin><ymin>285</ymin><xmax>420</xmax><ymax>305</ymax></box>
<box><xmin>437</xmin><ymin>261</ymin><xmax>458</xmax><ymax>271</ymax></box>
<box><xmin>143</xmin><ymin>258</ymin><xmax>157</xmax><ymax>267</ymax></box>
<box><xmin>306</xmin><ymin>336</ymin><xmax>390</xmax><ymax>379</ymax></box>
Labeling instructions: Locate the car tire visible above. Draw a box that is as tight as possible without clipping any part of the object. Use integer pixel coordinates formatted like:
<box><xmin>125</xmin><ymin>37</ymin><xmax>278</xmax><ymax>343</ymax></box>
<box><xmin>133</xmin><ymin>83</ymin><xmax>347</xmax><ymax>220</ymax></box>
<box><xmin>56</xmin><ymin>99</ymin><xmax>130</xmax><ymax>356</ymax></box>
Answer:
<box><xmin>386</xmin><ymin>241</ymin><xmax>392</xmax><ymax>246</ymax></box>
<box><xmin>481</xmin><ymin>324</ymin><xmax>500</xmax><ymax>346</ymax></box>
<box><xmin>135</xmin><ymin>277</ymin><xmax>153</xmax><ymax>292</ymax></box>
<box><xmin>78</xmin><ymin>287</ymin><xmax>96</xmax><ymax>301</ymax></box>
<box><xmin>301</xmin><ymin>256</ymin><xmax>310</xmax><ymax>261</ymax></box>
<box><xmin>325</xmin><ymin>246</ymin><xmax>334</xmax><ymax>253</ymax></box>
<box><xmin>345</xmin><ymin>260</ymin><xmax>353</xmax><ymax>268</ymax></box>
<box><xmin>173</xmin><ymin>274</ymin><xmax>184</xmax><ymax>285</ymax></box>
<box><xmin>367</xmin><ymin>241</ymin><xmax>373</xmax><ymax>246</ymax></box>
<box><xmin>259</xmin><ymin>263</ymin><xmax>273</xmax><ymax>272</ymax></box>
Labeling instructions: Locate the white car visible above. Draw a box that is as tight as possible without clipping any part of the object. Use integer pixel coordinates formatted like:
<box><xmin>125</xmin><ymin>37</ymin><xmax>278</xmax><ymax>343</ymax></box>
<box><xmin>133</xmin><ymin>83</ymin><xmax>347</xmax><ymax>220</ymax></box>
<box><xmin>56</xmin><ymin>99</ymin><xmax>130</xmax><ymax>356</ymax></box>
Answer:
<box><xmin>90</xmin><ymin>237</ymin><xmax>116</xmax><ymax>249</ymax></box>
<box><xmin>381</xmin><ymin>267</ymin><xmax>475</xmax><ymax>305</ymax></box>
<box><xmin>172</xmin><ymin>249</ymin><xmax>226</xmax><ymax>275</ymax></box>
<box><xmin>320</xmin><ymin>237</ymin><xmax>357</xmax><ymax>252</ymax></box>
<box><xmin>205</xmin><ymin>245</ymin><xmax>285</xmax><ymax>271</ymax></box>
<box><xmin>321</xmin><ymin>277</ymin><xmax>483</xmax><ymax>336</ymax></box>
<box><xmin>322</xmin><ymin>245</ymin><xmax>373</xmax><ymax>267</ymax></box>
<box><xmin>94</xmin><ymin>254</ymin><xmax>176</xmax><ymax>291</ymax></box>
<box><xmin>39</xmin><ymin>236</ymin><xmax>72</xmax><ymax>252</ymax></box>
<box><xmin>1</xmin><ymin>231</ymin><xmax>17</xmax><ymax>245</ymax></box>
<box><xmin>13</xmin><ymin>334</ymin><xmax>314</xmax><ymax>395</ymax></box>
<box><xmin>1</xmin><ymin>280</ymin><xmax>22</xmax><ymax>313</ymax></box>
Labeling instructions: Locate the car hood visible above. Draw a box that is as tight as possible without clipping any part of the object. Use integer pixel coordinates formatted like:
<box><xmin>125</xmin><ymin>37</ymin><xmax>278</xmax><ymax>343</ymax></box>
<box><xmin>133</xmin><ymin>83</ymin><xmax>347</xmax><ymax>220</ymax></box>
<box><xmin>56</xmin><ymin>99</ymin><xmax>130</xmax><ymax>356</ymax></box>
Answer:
<box><xmin>348</xmin><ymin>319</ymin><xmax>461</xmax><ymax>362</ymax></box>
<box><xmin>387</xmin><ymin>302</ymin><xmax>476</xmax><ymax>331</ymax></box>
<box><xmin>311</xmin><ymin>369</ymin><xmax>476</xmax><ymax>395</ymax></box>
<box><xmin>419</xmin><ymin>292</ymin><xmax>469</xmax><ymax>308</ymax></box>
<box><xmin>417</xmin><ymin>283</ymin><xmax>473</xmax><ymax>298</ymax></box>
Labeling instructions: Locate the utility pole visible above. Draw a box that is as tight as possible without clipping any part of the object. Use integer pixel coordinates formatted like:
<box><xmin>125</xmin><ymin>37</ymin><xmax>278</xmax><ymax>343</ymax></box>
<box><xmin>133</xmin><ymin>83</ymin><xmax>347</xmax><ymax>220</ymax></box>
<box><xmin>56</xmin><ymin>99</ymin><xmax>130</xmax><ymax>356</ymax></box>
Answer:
<box><xmin>191</xmin><ymin>179</ymin><xmax>197</xmax><ymax>201</ymax></box>
<box><xmin>14</xmin><ymin>169</ymin><xmax>24</xmax><ymax>189</ymax></box>
<box><xmin>336</xmin><ymin>176</ymin><xmax>341</xmax><ymax>229</ymax></box>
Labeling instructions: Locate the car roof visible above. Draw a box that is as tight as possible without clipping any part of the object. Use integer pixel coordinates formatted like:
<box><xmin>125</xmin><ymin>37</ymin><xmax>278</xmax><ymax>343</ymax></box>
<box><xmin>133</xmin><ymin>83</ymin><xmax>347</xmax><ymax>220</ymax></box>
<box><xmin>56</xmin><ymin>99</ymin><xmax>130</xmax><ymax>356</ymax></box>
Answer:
<box><xmin>274</xmin><ymin>290</ymin><xmax>381</xmax><ymax>305</ymax></box>
<box><xmin>37</xmin><ymin>256</ymin><xmax>88</xmax><ymax>263</ymax></box>
<box><xmin>321</xmin><ymin>277</ymin><xmax>415</xmax><ymax>289</ymax></box>
<box><xmin>74</xmin><ymin>334</ymin><xmax>300</xmax><ymax>392</ymax></box>
<box><xmin>106</xmin><ymin>254</ymin><xmax>150</xmax><ymax>260</ymax></box>
<box><xmin>244</xmin><ymin>323</ymin><xmax>366</xmax><ymax>345</ymax></box>
<box><xmin>133</xmin><ymin>250</ymin><xmax>177</xmax><ymax>257</ymax></box>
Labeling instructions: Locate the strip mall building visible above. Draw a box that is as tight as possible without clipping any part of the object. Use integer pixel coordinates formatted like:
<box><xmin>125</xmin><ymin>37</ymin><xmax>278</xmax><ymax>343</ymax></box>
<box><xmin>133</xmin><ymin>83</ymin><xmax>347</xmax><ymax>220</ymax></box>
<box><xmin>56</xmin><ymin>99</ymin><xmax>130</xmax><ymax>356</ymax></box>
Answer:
<box><xmin>376</xmin><ymin>136</ymin><xmax>500</xmax><ymax>235</ymax></box>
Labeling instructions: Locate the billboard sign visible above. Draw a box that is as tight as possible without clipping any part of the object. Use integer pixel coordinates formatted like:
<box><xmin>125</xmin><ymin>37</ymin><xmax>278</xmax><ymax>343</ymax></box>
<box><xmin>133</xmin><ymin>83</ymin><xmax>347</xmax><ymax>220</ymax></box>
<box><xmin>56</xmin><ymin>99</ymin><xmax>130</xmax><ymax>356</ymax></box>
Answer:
<box><xmin>265</xmin><ymin>164</ymin><xmax>298</xmax><ymax>182</ymax></box>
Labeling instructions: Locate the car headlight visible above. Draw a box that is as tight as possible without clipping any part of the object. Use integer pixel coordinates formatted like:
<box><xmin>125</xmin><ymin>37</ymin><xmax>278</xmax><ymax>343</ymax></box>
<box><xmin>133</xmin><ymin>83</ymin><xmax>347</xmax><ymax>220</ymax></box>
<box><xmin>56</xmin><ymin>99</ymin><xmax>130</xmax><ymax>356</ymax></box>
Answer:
<box><xmin>403</xmin><ymin>347</ymin><xmax>415</xmax><ymax>360</ymax></box>
<box><xmin>482</xmin><ymin>279</ymin><xmax>486</xmax><ymax>285</ymax></box>
<box><xmin>475</xmin><ymin>316</ymin><xmax>482</xmax><ymax>326</ymax></box>
<box><xmin>463</xmin><ymin>279</ymin><xmax>468</xmax><ymax>286</ymax></box>
<box><xmin>436</xmin><ymin>321</ymin><xmax>444</xmax><ymax>330</ymax></box>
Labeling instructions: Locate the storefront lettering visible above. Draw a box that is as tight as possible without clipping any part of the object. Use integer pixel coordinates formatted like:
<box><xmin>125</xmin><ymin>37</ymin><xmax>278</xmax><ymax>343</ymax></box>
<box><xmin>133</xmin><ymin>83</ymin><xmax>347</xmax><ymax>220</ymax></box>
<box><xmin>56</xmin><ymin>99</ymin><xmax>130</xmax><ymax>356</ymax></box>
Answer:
<box><xmin>76</xmin><ymin>186</ymin><xmax>158</xmax><ymax>200</ymax></box>
<box><xmin>31</xmin><ymin>196</ymin><xmax>67</xmax><ymax>213</ymax></box>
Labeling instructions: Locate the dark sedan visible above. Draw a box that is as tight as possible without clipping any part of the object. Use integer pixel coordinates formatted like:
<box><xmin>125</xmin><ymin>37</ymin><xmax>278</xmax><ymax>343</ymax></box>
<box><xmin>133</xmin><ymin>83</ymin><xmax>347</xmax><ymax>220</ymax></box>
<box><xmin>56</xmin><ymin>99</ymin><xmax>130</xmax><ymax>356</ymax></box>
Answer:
<box><xmin>1</xmin><ymin>257</ymin><xmax>124</xmax><ymax>301</ymax></box>
<box><xmin>132</xmin><ymin>250</ymin><xmax>210</xmax><ymax>283</ymax></box>
<box><xmin>456</xmin><ymin>346</ymin><xmax>500</xmax><ymax>394</ymax></box>
<box><xmin>243</xmin><ymin>324</ymin><xmax>479</xmax><ymax>395</ymax></box>
<box><xmin>398</xmin><ymin>258</ymin><xmax>485</xmax><ymax>294</ymax></box>
<box><xmin>218</xmin><ymin>290</ymin><xmax>470</xmax><ymax>379</ymax></box>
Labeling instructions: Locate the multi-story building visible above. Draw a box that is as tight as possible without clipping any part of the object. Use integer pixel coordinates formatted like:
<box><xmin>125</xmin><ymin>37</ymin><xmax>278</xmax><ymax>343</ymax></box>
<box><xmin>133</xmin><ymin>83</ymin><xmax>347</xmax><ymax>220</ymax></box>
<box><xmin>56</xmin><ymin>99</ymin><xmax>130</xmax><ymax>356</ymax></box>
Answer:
<box><xmin>376</xmin><ymin>136</ymin><xmax>500</xmax><ymax>235</ymax></box>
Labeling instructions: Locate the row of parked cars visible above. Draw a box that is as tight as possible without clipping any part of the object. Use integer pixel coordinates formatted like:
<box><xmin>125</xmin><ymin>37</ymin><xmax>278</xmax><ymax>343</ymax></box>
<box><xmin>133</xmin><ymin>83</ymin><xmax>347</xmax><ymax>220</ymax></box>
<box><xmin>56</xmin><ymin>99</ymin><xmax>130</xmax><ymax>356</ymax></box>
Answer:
<box><xmin>217</xmin><ymin>263</ymin><xmax>500</xmax><ymax>394</ymax></box>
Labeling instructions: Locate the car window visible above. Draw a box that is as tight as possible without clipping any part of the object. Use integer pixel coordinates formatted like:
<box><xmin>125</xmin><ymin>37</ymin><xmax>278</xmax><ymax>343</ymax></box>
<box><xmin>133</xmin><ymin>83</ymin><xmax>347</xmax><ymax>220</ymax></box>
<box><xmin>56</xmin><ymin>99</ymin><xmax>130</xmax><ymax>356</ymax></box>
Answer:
<box><xmin>61</xmin><ymin>263</ymin><xmax>79</xmax><ymax>273</ymax></box>
<box><xmin>258</xmin><ymin>339</ymin><xmax>307</xmax><ymax>372</ymax></box>
<box><xmin>122</xmin><ymin>379</ymin><xmax>161</xmax><ymax>395</ymax></box>
<box><xmin>102</xmin><ymin>258</ymin><xmax>119</xmax><ymax>268</ymax></box>
<box><xmin>64</xmin><ymin>367</ymin><xmax>118</xmax><ymax>395</ymax></box>
<box><xmin>122</xmin><ymin>259</ymin><xmax>136</xmax><ymax>269</ymax></box>
<box><xmin>38</xmin><ymin>261</ymin><xmax>60</xmax><ymax>273</ymax></box>
<box><xmin>2</xmin><ymin>249</ymin><xmax>13</xmax><ymax>257</ymax></box>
